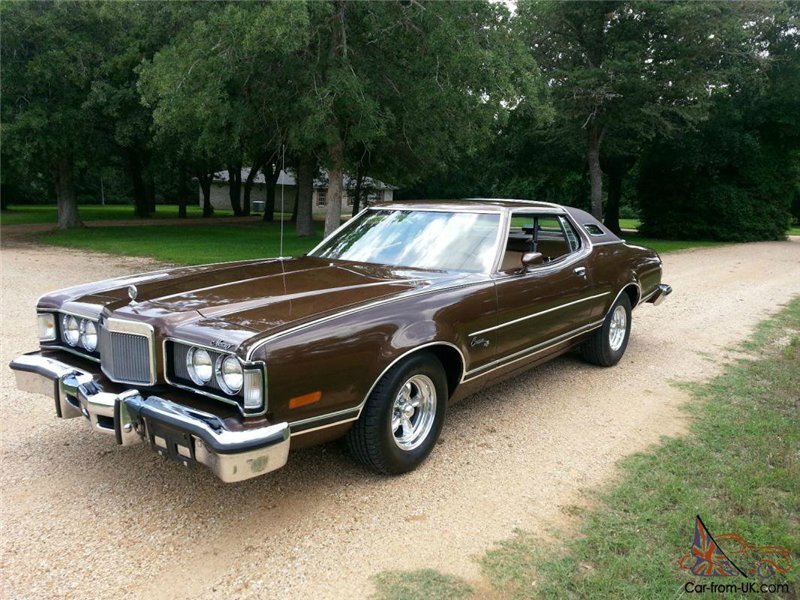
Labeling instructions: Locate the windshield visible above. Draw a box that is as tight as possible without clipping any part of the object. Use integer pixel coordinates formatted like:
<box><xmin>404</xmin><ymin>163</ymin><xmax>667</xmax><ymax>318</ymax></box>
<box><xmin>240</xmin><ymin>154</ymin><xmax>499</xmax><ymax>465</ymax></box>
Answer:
<box><xmin>309</xmin><ymin>209</ymin><xmax>501</xmax><ymax>273</ymax></box>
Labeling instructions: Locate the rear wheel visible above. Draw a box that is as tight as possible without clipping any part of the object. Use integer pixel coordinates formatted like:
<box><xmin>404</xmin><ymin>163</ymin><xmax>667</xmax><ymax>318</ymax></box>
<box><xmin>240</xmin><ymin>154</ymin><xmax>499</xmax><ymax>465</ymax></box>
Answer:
<box><xmin>346</xmin><ymin>353</ymin><xmax>447</xmax><ymax>474</ymax></box>
<box><xmin>581</xmin><ymin>293</ymin><xmax>632</xmax><ymax>367</ymax></box>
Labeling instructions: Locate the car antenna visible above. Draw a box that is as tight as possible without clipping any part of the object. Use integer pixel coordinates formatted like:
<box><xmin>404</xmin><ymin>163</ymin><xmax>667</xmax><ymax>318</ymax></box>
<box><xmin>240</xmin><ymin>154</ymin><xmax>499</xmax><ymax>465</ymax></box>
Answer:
<box><xmin>279</xmin><ymin>143</ymin><xmax>286</xmax><ymax>260</ymax></box>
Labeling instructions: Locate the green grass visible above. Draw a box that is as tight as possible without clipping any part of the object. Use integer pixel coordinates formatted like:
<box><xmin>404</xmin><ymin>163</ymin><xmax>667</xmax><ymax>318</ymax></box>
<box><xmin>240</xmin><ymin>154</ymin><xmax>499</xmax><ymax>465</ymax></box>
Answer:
<box><xmin>0</xmin><ymin>204</ymin><xmax>235</xmax><ymax>225</ymax></box>
<box><xmin>372</xmin><ymin>570</ymin><xmax>473</xmax><ymax>600</ymax></box>
<box><xmin>36</xmin><ymin>222</ymin><xmax>322</xmax><ymax>265</ymax></box>
<box><xmin>619</xmin><ymin>218</ymin><xmax>641</xmax><ymax>230</ymax></box>
<box><xmin>619</xmin><ymin>217</ymin><xmax>800</xmax><ymax>237</ymax></box>
<box><xmin>373</xmin><ymin>299</ymin><xmax>800</xmax><ymax>599</ymax></box>
<box><xmin>623</xmin><ymin>233</ymin><xmax>725</xmax><ymax>254</ymax></box>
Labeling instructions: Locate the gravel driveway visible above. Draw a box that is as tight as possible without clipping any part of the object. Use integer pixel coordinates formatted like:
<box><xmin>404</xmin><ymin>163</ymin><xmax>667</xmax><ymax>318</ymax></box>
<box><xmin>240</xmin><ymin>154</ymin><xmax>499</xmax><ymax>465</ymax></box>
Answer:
<box><xmin>2</xmin><ymin>240</ymin><xmax>799</xmax><ymax>599</ymax></box>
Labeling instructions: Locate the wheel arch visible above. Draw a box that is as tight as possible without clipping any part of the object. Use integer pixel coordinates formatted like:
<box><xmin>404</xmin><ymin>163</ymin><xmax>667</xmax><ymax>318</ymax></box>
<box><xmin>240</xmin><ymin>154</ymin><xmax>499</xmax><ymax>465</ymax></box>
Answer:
<box><xmin>366</xmin><ymin>342</ymin><xmax>466</xmax><ymax>408</ymax></box>
<box><xmin>608</xmin><ymin>280</ymin><xmax>641</xmax><ymax>314</ymax></box>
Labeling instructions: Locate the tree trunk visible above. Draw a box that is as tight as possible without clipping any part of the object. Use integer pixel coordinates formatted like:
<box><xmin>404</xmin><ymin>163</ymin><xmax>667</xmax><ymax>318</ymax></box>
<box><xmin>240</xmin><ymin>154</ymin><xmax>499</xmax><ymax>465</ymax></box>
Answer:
<box><xmin>262</xmin><ymin>163</ymin><xmax>281</xmax><ymax>222</ymax></box>
<box><xmin>587</xmin><ymin>126</ymin><xmax>604</xmax><ymax>220</ymax></box>
<box><xmin>351</xmin><ymin>164</ymin><xmax>365</xmax><ymax>217</ymax></box>
<box><xmin>197</xmin><ymin>172</ymin><xmax>214</xmax><ymax>217</ymax></box>
<box><xmin>325</xmin><ymin>139</ymin><xmax>345</xmax><ymax>237</ymax></box>
<box><xmin>227</xmin><ymin>164</ymin><xmax>243</xmax><ymax>216</ymax></box>
<box><xmin>54</xmin><ymin>158</ymin><xmax>82</xmax><ymax>229</ymax></box>
<box><xmin>145</xmin><ymin>172</ymin><xmax>156</xmax><ymax>213</ymax></box>
<box><xmin>127</xmin><ymin>152</ymin><xmax>150</xmax><ymax>218</ymax></box>
<box><xmin>291</xmin><ymin>185</ymin><xmax>299</xmax><ymax>222</ymax></box>
<box><xmin>604</xmin><ymin>168</ymin><xmax>622</xmax><ymax>235</ymax></box>
<box><xmin>242</xmin><ymin>172</ymin><xmax>254</xmax><ymax>217</ymax></box>
<box><xmin>177</xmin><ymin>163</ymin><xmax>190</xmax><ymax>219</ymax></box>
<box><xmin>295</xmin><ymin>156</ymin><xmax>315</xmax><ymax>237</ymax></box>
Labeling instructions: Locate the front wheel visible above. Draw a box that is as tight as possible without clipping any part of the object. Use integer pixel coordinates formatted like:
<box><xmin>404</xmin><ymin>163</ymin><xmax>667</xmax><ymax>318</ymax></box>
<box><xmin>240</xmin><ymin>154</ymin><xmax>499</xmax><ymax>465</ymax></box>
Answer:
<box><xmin>346</xmin><ymin>353</ymin><xmax>447</xmax><ymax>474</ymax></box>
<box><xmin>581</xmin><ymin>293</ymin><xmax>632</xmax><ymax>367</ymax></box>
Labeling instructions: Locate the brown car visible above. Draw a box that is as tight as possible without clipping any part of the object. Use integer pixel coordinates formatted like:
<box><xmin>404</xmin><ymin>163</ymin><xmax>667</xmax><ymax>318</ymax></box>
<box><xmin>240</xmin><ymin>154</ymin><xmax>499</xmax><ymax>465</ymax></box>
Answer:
<box><xmin>10</xmin><ymin>199</ymin><xmax>670</xmax><ymax>482</ymax></box>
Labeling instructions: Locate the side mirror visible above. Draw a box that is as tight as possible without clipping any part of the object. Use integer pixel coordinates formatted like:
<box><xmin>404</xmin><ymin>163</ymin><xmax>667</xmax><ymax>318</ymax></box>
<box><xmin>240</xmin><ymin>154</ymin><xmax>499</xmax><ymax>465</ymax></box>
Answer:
<box><xmin>521</xmin><ymin>252</ymin><xmax>544</xmax><ymax>269</ymax></box>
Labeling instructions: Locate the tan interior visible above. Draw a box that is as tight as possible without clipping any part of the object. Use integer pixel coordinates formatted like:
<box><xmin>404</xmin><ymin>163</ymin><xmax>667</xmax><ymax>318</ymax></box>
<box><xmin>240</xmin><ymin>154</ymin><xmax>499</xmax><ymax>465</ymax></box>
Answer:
<box><xmin>500</xmin><ymin>234</ymin><xmax>569</xmax><ymax>271</ymax></box>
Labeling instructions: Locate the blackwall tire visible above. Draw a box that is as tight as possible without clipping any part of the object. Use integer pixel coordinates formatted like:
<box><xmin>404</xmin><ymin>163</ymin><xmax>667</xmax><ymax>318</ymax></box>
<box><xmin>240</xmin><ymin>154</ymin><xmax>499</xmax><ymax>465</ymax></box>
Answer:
<box><xmin>581</xmin><ymin>292</ymin><xmax>632</xmax><ymax>367</ymax></box>
<box><xmin>346</xmin><ymin>353</ymin><xmax>447</xmax><ymax>475</ymax></box>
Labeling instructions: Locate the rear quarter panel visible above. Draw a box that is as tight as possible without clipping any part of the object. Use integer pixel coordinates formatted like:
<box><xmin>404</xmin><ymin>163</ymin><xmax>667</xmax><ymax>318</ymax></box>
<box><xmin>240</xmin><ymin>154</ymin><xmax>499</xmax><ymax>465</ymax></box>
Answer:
<box><xmin>587</xmin><ymin>242</ymin><xmax>662</xmax><ymax>318</ymax></box>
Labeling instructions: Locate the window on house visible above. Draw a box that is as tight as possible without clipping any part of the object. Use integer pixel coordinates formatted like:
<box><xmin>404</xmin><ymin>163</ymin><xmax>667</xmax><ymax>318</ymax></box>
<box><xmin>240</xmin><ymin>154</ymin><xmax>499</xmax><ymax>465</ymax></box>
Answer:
<box><xmin>317</xmin><ymin>192</ymin><xmax>327</xmax><ymax>207</ymax></box>
<box><xmin>368</xmin><ymin>191</ymin><xmax>383</xmax><ymax>203</ymax></box>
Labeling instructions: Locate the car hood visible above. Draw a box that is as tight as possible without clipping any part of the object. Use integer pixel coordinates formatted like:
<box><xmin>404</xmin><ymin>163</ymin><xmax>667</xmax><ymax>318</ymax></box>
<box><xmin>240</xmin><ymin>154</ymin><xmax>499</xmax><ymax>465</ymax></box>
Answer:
<box><xmin>47</xmin><ymin>257</ymin><xmax>458</xmax><ymax>337</ymax></box>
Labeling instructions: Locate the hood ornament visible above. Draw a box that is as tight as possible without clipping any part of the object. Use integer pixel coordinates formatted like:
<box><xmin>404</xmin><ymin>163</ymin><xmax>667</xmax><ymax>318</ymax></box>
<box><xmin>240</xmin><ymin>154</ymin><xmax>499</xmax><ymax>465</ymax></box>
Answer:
<box><xmin>127</xmin><ymin>285</ymin><xmax>138</xmax><ymax>305</ymax></box>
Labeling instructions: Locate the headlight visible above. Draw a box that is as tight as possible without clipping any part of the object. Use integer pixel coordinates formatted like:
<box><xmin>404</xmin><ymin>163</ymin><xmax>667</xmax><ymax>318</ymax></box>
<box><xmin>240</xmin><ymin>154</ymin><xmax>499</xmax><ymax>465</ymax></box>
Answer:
<box><xmin>186</xmin><ymin>347</ymin><xmax>213</xmax><ymax>385</ymax></box>
<box><xmin>61</xmin><ymin>315</ymin><xmax>80</xmax><ymax>346</ymax></box>
<box><xmin>216</xmin><ymin>355</ymin><xmax>243</xmax><ymax>394</ymax></box>
<box><xmin>80</xmin><ymin>319</ymin><xmax>98</xmax><ymax>352</ymax></box>
<box><xmin>38</xmin><ymin>313</ymin><xmax>56</xmax><ymax>342</ymax></box>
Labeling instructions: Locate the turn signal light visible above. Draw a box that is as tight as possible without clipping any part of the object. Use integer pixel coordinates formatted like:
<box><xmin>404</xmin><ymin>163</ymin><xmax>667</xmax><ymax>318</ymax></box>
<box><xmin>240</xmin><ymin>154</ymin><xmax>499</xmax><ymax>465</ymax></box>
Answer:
<box><xmin>288</xmin><ymin>391</ymin><xmax>322</xmax><ymax>409</ymax></box>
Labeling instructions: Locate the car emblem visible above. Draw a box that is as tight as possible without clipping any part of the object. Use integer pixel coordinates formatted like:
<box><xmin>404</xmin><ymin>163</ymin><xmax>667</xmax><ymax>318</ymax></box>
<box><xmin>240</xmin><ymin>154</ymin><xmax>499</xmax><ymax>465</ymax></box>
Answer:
<box><xmin>127</xmin><ymin>285</ymin><xmax>138</xmax><ymax>304</ymax></box>
<box><xmin>211</xmin><ymin>339</ymin><xmax>234</xmax><ymax>351</ymax></box>
<box><xmin>471</xmin><ymin>337</ymin><xmax>490</xmax><ymax>348</ymax></box>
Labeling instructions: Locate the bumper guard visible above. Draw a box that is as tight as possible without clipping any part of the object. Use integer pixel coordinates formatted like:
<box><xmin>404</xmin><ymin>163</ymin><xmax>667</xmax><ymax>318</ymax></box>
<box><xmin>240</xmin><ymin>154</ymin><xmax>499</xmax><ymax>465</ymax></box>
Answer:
<box><xmin>10</xmin><ymin>354</ymin><xmax>290</xmax><ymax>483</ymax></box>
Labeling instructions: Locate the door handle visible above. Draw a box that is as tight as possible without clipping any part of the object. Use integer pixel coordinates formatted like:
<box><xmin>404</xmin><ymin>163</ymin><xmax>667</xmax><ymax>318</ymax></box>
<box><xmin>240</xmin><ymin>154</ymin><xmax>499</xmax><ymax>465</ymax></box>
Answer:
<box><xmin>573</xmin><ymin>267</ymin><xmax>587</xmax><ymax>277</ymax></box>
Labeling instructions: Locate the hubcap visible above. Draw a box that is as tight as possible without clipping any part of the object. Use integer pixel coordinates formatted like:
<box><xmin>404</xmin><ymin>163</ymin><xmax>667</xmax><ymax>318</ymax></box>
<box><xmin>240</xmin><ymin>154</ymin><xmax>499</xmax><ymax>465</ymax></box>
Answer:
<box><xmin>391</xmin><ymin>374</ymin><xmax>437</xmax><ymax>451</ymax></box>
<box><xmin>608</xmin><ymin>304</ymin><xmax>627</xmax><ymax>351</ymax></box>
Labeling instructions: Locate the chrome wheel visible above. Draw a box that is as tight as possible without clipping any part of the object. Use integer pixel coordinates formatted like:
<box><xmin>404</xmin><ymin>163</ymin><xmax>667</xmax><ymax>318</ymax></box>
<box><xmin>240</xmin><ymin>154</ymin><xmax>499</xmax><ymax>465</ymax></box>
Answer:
<box><xmin>608</xmin><ymin>304</ymin><xmax>627</xmax><ymax>351</ymax></box>
<box><xmin>391</xmin><ymin>374</ymin><xmax>437</xmax><ymax>451</ymax></box>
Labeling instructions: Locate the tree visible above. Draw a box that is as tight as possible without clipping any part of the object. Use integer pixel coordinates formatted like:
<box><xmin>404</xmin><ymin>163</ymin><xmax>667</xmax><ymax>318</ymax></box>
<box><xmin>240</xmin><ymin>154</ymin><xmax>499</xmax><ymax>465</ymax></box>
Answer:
<box><xmin>515</xmin><ymin>1</ymin><xmax>764</xmax><ymax>230</ymax></box>
<box><xmin>1</xmin><ymin>2</ymin><xmax>108</xmax><ymax>228</ymax></box>
<box><xmin>637</xmin><ymin>4</ymin><xmax>800</xmax><ymax>241</ymax></box>
<box><xmin>140</xmin><ymin>3</ymin><xmax>309</xmax><ymax>220</ymax></box>
<box><xmin>84</xmin><ymin>2</ymin><xmax>206</xmax><ymax>218</ymax></box>
<box><xmin>291</xmin><ymin>0</ymin><xmax>538</xmax><ymax>236</ymax></box>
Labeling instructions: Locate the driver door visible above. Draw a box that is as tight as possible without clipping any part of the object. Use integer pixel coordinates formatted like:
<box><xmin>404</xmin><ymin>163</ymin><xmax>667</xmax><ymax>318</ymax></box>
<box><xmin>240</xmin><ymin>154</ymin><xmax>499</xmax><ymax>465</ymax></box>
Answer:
<box><xmin>489</xmin><ymin>213</ymin><xmax>595</xmax><ymax>368</ymax></box>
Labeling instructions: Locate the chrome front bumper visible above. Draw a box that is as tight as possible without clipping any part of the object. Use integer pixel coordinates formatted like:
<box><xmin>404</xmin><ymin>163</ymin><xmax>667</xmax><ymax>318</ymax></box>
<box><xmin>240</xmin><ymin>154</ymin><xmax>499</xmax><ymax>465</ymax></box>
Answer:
<box><xmin>9</xmin><ymin>353</ymin><xmax>290</xmax><ymax>483</ymax></box>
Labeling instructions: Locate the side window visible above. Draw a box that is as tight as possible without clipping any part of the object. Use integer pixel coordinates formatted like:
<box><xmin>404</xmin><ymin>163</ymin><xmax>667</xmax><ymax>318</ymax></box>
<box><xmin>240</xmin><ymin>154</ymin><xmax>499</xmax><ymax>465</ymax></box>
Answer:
<box><xmin>500</xmin><ymin>212</ymin><xmax>580</xmax><ymax>271</ymax></box>
<box><xmin>559</xmin><ymin>216</ymin><xmax>582</xmax><ymax>253</ymax></box>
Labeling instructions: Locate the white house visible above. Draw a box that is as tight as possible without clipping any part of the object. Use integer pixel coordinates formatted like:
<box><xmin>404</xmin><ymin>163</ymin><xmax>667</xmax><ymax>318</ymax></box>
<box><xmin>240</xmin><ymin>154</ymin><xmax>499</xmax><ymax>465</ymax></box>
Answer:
<box><xmin>199</xmin><ymin>168</ymin><xmax>396</xmax><ymax>217</ymax></box>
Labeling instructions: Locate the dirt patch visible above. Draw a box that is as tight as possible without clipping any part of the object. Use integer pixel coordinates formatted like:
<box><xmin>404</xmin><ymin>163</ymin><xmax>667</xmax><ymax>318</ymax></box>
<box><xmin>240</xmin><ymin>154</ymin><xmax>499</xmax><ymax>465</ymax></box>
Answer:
<box><xmin>1</xmin><ymin>240</ymin><xmax>799</xmax><ymax>599</ymax></box>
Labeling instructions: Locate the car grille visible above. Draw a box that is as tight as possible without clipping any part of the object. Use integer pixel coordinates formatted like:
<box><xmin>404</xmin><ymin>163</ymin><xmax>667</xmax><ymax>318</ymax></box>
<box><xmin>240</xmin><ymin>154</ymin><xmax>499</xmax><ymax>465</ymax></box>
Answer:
<box><xmin>98</xmin><ymin>319</ymin><xmax>155</xmax><ymax>386</ymax></box>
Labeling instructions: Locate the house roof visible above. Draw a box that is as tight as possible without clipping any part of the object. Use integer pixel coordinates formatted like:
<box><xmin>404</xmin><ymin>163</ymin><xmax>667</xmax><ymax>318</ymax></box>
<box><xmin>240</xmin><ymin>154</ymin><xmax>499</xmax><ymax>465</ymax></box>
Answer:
<box><xmin>211</xmin><ymin>167</ymin><xmax>397</xmax><ymax>190</ymax></box>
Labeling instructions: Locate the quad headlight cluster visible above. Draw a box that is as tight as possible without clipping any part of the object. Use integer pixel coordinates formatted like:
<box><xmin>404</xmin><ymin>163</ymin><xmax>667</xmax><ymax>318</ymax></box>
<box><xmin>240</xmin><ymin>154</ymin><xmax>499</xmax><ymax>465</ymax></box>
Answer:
<box><xmin>61</xmin><ymin>315</ymin><xmax>98</xmax><ymax>351</ymax></box>
<box><xmin>184</xmin><ymin>345</ymin><xmax>264</xmax><ymax>412</ymax></box>
<box><xmin>186</xmin><ymin>347</ymin><xmax>243</xmax><ymax>394</ymax></box>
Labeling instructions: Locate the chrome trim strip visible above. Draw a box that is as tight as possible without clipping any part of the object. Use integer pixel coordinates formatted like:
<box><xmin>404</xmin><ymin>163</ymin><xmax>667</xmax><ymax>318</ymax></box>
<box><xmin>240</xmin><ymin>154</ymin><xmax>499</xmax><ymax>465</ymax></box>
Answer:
<box><xmin>638</xmin><ymin>287</ymin><xmax>659</xmax><ymax>305</ymax></box>
<box><xmin>162</xmin><ymin>337</ymin><xmax>268</xmax><ymax>417</ymax></box>
<box><xmin>463</xmin><ymin>198</ymin><xmax>567</xmax><ymax>211</ymax></box>
<box><xmin>590</xmin><ymin>240</ymin><xmax>624</xmax><ymax>247</ymax></box>
<box><xmin>371</xmin><ymin>205</ymin><xmax>504</xmax><ymax>214</ymax></box>
<box><xmin>244</xmin><ymin>279</ymin><xmax>487</xmax><ymax>360</ymax></box>
<box><xmin>462</xmin><ymin>319</ymin><xmax>605</xmax><ymax>381</ymax></box>
<box><xmin>608</xmin><ymin>282</ymin><xmax>642</xmax><ymax>311</ymax></box>
<box><xmin>290</xmin><ymin>417</ymin><xmax>360</xmax><ymax>437</ymax></box>
<box><xmin>469</xmin><ymin>292</ymin><xmax>611</xmax><ymax>337</ymax></box>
